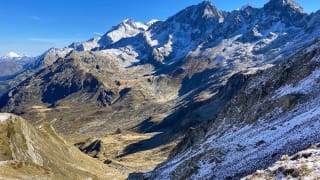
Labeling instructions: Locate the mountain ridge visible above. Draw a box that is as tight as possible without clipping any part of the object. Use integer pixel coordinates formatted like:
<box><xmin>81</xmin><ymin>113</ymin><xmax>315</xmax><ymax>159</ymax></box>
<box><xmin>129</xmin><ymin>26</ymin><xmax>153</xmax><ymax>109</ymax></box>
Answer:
<box><xmin>23</xmin><ymin>0</ymin><xmax>315</xmax><ymax>70</ymax></box>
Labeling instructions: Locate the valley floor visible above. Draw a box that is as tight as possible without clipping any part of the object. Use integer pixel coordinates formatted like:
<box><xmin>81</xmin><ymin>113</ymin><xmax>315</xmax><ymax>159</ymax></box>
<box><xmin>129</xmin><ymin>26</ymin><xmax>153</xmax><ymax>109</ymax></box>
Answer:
<box><xmin>68</xmin><ymin>131</ymin><xmax>177</xmax><ymax>176</ymax></box>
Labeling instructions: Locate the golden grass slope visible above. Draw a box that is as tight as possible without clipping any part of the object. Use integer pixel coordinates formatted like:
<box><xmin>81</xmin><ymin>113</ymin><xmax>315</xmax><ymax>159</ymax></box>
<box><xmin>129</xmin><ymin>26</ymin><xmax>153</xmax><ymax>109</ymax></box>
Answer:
<box><xmin>0</xmin><ymin>113</ymin><xmax>125</xmax><ymax>180</ymax></box>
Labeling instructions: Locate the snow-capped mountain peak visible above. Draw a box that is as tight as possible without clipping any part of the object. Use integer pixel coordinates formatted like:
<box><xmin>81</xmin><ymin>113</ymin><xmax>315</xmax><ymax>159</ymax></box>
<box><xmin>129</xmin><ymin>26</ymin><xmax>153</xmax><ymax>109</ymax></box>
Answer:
<box><xmin>170</xmin><ymin>0</ymin><xmax>224</xmax><ymax>22</ymax></box>
<box><xmin>69</xmin><ymin>18</ymin><xmax>150</xmax><ymax>52</ymax></box>
<box><xmin>101</xmin><ymin>18</ymin><xmax>148</xmax><ymax>44</ymax></box>
<box><xmin>66</xmin><ymin>18</ymin><xmax>157</xmax><ymax>67</ymax></box>
<box><xmin>120</xmin><ymin>18</ymin><xmax>148</xmax><ymax>31</ymax></box>
<box><xmin>0</xmin><ymin>51</ymin><xmax>35</xmax><ymax>68</ymax></box>
<box><xmin>2</xmin><ymin>52</ymin><xmax>22</xmax><ymax>58</ymax></box>
<box><xmin>0</xmin><ymin>51</ymin><xmax>34</xmax><ymax>63</ymax></box>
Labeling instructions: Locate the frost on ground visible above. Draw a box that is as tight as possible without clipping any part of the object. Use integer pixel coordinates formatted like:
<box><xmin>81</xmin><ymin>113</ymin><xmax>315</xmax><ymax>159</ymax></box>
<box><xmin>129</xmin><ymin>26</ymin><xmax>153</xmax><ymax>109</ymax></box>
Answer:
<box><xmin>0</xmin><ymin>114</ymin><xmax>9</xmax><ymax>122</ymax></box>
<box><xmin>244</xmin><ymin>144</ymin><xmax>320</xmax><ymax>179</ymax></box>
<box><xmin>275</xmin><ymin>69</ymin><xmax>320</xmax><ymax>98</ymax></box>
<box><xmin>148</xmin><ymin>95</ymin><xmax>320</xmax><ymax>179</ymax></box>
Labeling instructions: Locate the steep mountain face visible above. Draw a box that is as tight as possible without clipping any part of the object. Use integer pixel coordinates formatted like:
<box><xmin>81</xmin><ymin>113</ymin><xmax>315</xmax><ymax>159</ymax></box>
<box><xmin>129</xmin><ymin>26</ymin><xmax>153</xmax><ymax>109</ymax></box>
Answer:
<box><xmin>139</xmin><ymin>41</ymin><xmax>320</xmax><ymax>179</ymax></box>
<box><xmin>263</xmin><ymin>0</ymin><xmax>306</xmax><ymax>26</ymax></box>
<box><xmin>0</xmin><ymin>113</ymin><xmax>124</xmax><ymax>179</ymax></box>
<box><xmin>141</xmin><ymin>1</ymin><xmax>226</xmax><ymax>64</ymax></box>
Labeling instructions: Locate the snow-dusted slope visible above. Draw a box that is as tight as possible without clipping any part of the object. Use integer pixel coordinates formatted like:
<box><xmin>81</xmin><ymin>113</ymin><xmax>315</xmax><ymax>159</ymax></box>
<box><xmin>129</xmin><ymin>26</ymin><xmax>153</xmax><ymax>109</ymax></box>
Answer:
<box><xmin>139</xmin><ymin>41</ymin><xmax>320</xmax><ymax>179</ymax></box>
<box><xmin>244</xmin><ymin>143</ymin><xmax>320</xmax><ymax>179</ymax></box>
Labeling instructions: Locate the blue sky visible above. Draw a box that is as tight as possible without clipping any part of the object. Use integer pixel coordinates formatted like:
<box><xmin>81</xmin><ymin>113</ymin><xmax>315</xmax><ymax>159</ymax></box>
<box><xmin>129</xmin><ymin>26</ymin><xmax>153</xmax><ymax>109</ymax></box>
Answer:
<box><xmin>0</xmin><ymin>0</ymin><xmax>319</xmax><ymax>56</ymax></box>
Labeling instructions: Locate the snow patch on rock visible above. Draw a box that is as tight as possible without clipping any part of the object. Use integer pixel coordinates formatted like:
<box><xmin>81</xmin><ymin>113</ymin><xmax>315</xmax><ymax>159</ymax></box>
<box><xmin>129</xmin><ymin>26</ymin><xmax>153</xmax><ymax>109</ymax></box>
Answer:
<box><xmin>0</xmin><ymin>114</ymin><xmax>9</xmax><ymax>122</ymax></box>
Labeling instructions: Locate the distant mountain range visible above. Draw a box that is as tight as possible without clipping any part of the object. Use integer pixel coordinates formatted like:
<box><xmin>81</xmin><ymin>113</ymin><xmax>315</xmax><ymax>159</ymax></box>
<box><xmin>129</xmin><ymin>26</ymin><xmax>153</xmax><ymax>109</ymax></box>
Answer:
<box><xmin>0</xmin><ymin>0</ymin><xmax>320</xmax><ymax>179</ymax></box>
<box><xmin>1</xmin><ymin>52</ymin><xmax>24</xmax><ymax>59</ymax></box>
<box><xmin>0</xmin><ymin>52</ymin><xmax>34</xmax><ymax>64</ymax></box>
<box><xmin>0</xmin><ymin>52</ymin><xmax>35</xmax><ymax>79</ymax></box>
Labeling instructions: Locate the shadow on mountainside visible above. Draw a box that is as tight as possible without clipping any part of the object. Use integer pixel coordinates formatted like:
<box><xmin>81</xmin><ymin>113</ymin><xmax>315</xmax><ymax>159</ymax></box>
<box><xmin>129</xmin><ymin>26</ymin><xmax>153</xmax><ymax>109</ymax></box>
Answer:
<box><xmin>120</xmin><ymin>72</ymin><xmax>248</xmax><ymax>156</ymax></box>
